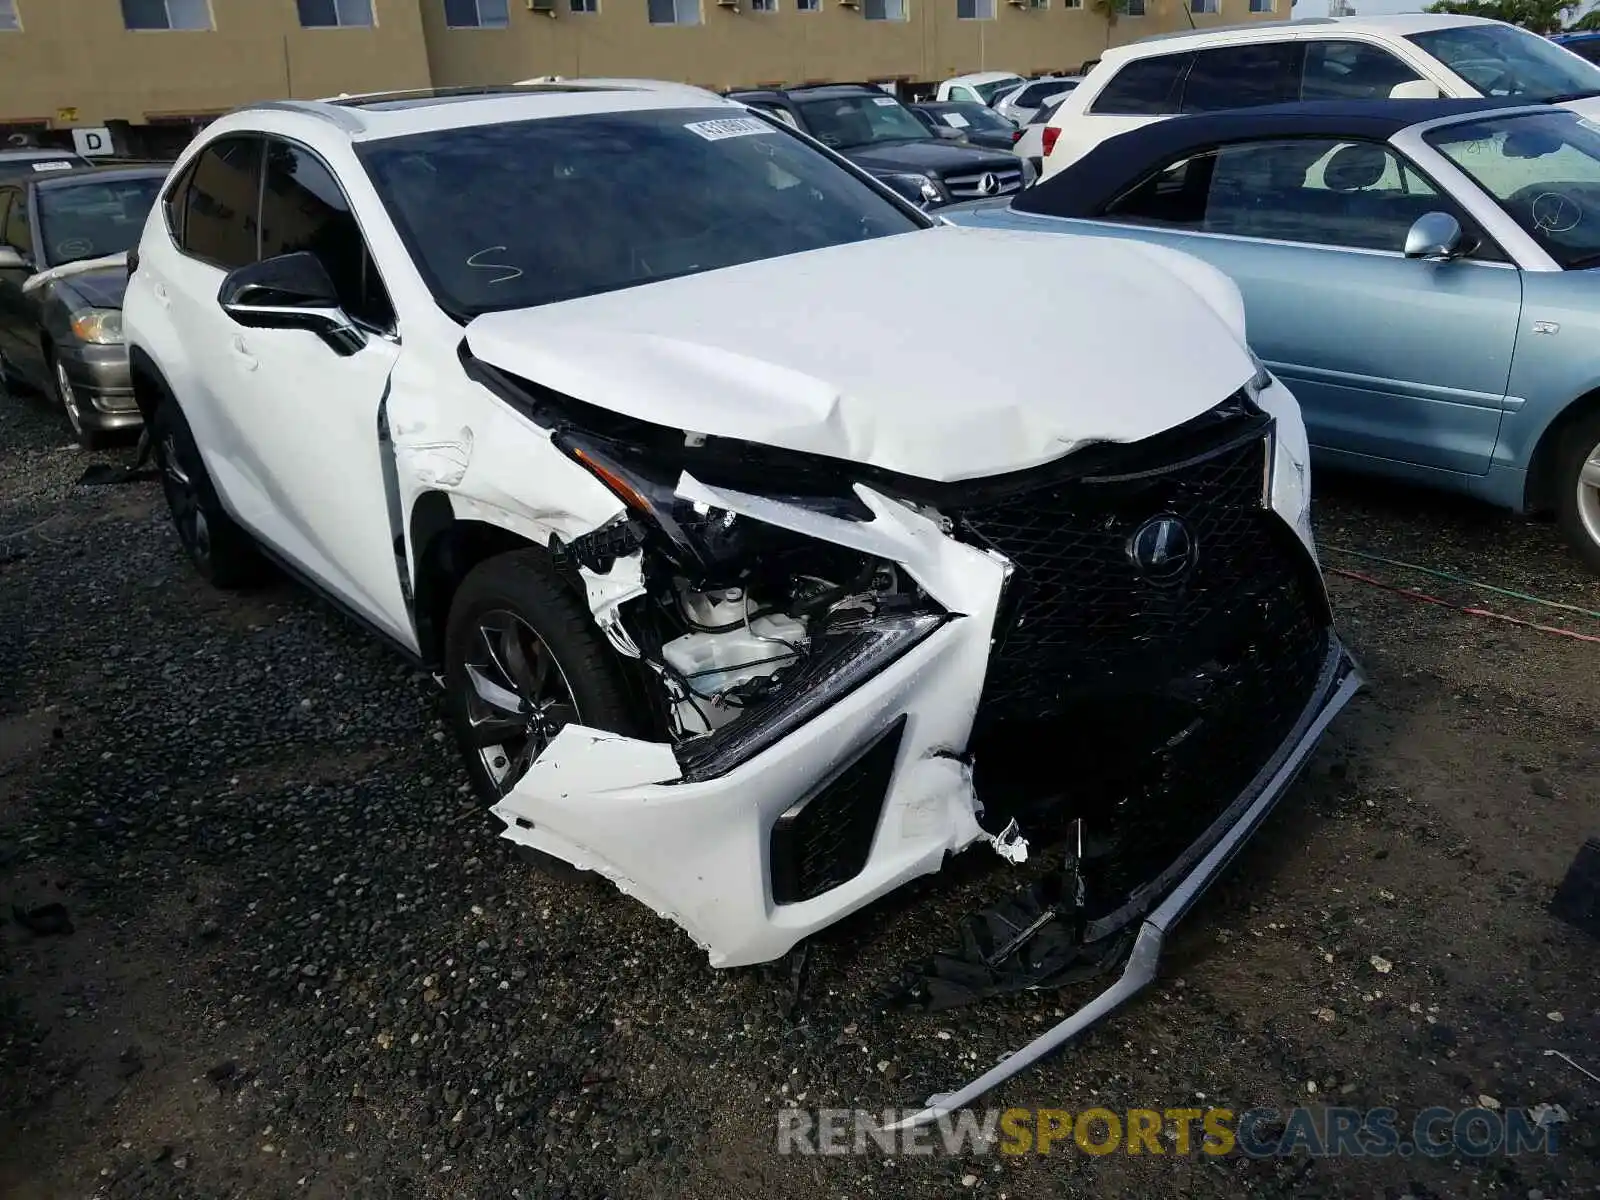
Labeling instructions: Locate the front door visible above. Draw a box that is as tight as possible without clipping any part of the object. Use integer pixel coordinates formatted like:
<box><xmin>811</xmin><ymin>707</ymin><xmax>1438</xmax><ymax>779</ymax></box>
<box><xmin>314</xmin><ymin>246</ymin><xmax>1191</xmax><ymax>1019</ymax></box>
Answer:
<box><xmin>209</xmin><ymin>137</ymin><xmax>412</xmax><ymax>647</ymax></box>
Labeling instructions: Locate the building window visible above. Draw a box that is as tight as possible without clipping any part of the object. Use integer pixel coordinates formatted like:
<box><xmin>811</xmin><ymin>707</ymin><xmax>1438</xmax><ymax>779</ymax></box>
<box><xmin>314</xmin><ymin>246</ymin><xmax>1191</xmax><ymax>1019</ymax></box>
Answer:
<box><xmin>121</xmin><ymin>0</ymin><xmax>213</xmax><ymax>30</ymax></box>
<box><xmin>752</xmin><ymin>0</ymin><xmax>776</xmax><ymax>9</ymax></box>
<box><xmin>570</xmin><ymin>0</ymin><xmax>598</xmax><ymax>10</ymax></box>
<box><xmin>1062</xmin><ymin>0</ymin><xmax>1081</xmax><ymax>7</ymax></box>
<box><xmin>1190</xmin><ymin>0</ymin><xmax>1218</xmax><ymax>10</ymax></box>
<box><xmin>957</xmin><ymin>0</ymin><xmax>995</xmax><ymax>17</ymax></box>
<box><xmin>798</xmin><ymin>0</ymin><xmax>818</xmax><ymax>9</ymax></box>
<box><xmin>0</xmin><ymin>1</ymin><xmax>18</xmax><ymax>32</ymax></box>
<box><xmin>1249</xmin><ymin>0</ymin><xmax>1273</xmax><ymax>10</ymax></box>
<box><xmin>1123</xmin><ymin>0</ymin><xmax>1145</xmax><ymax>14</ymax></box>
<box><xmin>298</xmin><ymin>0</ymin><xmax>375</xmax><ymax>26</ymax></box>
<box><xmin>864</xmin><ymin>0</ymin><xmax>905</xmax><ymax>18</ymax></box>
<box><xmin>444</xmin><ymin>0</ymin><xmax>510</xmax><ymax>27</ymax></box>
<box><xmin>648</xmin><ymin>0</ymin><xmax>700</xmax><ymax>22</ymax></box>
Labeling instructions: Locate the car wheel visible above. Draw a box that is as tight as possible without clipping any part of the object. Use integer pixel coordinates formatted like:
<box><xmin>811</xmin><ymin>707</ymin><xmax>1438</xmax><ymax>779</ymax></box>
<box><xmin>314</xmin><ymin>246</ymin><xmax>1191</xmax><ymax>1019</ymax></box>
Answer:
<box><xmin>1556</xmin><ymin>408</ymin><xmax>1600</xmax><ymax>573</ymax></box>
<box><xmin>444</xmin><ymin>549</ymin><xmax>642</xmax><ymax>811</ymax></box>
<box><xmin>149</xmin><ymin>400</ymin><xmax>266</xmax><ymax>588</ymax></box>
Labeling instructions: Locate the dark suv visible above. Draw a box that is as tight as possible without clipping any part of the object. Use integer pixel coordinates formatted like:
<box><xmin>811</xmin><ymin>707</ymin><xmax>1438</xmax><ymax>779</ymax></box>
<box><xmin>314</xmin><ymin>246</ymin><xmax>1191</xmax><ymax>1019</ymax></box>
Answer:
<box><xmin>725</xmin><ymin>83</ymin><xmax>1031</xmax><ymax>207</ymax></box>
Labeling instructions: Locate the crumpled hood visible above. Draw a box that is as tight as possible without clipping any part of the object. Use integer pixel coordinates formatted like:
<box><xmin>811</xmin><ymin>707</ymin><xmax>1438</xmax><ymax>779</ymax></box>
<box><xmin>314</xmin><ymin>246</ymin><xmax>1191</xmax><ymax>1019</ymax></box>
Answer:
<box><xmin>465</xmin><ymin>225</ymin><xmax>1255</xmax><ymax>483</ymax></box>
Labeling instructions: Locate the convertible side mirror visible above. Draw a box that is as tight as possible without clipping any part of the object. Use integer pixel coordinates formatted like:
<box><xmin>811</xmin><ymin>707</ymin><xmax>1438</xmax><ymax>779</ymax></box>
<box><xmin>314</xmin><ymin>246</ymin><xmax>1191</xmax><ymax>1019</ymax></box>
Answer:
<box><xmin>217</xmin><ymin>251</ymin><xmax>365</xmax><ymax>357</ymax></box>
<box><xmin>1390</xmin><ymin>80</ymin><xmax>1442</xmax><ymax>100</ymax></box>
<box><xmin>0</xmin><ymin>245</ymin><xmax>30</xmax><ymax>271</ymax></box>
<box><xmin>1404</xmin><ymin>211</ymin><xmax>1465</xmax><ymax>261</ymax></box>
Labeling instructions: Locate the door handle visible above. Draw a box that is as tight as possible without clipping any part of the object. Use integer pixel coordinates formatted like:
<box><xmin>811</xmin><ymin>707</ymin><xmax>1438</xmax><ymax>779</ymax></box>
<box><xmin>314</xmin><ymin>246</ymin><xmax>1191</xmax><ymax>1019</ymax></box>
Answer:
<box><xmin>230</xmin><ymin>335</ymin><xmax>258</xmax><ymax>372</ymax></box>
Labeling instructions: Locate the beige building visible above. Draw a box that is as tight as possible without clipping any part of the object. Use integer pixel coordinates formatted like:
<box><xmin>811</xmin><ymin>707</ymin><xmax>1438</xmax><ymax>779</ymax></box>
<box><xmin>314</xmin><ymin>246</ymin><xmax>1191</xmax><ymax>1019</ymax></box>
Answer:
<box><xmin>0</xmin><ymin>0</ymin><xmax>1279</xmax><ymax>154</ymax></box>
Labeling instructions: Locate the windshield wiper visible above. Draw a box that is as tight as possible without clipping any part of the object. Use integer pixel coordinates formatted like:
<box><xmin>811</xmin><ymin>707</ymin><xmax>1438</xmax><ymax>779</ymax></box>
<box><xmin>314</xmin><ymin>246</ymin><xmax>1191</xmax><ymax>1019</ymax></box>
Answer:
<box><xmin>1544</xmin><ymin>88</ymin><xmax>1600</xmax><ymax>103</ymax></box>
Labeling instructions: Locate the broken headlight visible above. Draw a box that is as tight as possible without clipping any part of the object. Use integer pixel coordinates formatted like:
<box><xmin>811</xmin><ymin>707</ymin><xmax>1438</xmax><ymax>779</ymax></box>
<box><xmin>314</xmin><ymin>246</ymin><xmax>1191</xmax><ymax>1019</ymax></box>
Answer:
<box><xmin>560</xmin><ymin>433</ymin><xmax>948</xmax><ymax>780</ymax></box>
<box><xmin>557</xmin><ymin>434</ymin><xmax>870</xmax><ymax>572</ymax></box>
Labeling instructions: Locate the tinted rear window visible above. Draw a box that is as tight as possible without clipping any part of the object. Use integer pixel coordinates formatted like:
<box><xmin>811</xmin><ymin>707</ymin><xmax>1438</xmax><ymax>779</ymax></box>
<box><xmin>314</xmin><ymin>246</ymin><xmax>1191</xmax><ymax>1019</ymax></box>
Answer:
<box><xmin>358</xmin><ymin>108</ymin><xmax>923</xmax><ymax>317</ymax></box>
<box><xmin>1091</xmin><ymin>53</ymin><xmax>1194</xmax><ymax>116</ymax></box>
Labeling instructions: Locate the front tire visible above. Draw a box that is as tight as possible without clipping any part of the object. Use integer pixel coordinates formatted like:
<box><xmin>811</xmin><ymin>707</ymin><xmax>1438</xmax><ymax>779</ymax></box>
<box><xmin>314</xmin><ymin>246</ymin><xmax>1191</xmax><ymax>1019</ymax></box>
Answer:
<box><xmin>1554</xmin><ymin>408</ymin><xmax>1600</xmax><ymax>574</ymax></box>
<box><xmin>444</xmin><ymin>549</ymin><xmax>641</xmax><ymax>806</ymax></box>
<box><xmin>50</xmin><ymin>354</ymin><xmax>108</xmax><ymax>451</ymax></box>
<box><xmin>149</xmin><ymin>400</ymin><xmax>266</xmax><ymax>589</ymax></box>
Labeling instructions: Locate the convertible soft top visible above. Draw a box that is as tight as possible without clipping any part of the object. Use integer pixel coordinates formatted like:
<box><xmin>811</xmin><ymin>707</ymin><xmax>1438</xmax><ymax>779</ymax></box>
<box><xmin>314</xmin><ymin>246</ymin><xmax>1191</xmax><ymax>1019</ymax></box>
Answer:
<box><xmin>1012</xmin><ymin>97</ymin><xmax>1547</xmax><ymax>218</ymax></box>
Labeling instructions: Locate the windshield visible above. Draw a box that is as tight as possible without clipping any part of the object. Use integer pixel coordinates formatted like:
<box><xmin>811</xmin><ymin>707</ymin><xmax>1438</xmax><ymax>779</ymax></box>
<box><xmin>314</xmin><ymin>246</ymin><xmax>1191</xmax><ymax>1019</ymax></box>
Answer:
<box><xmin>0</xmin><ymin>155</ymin><xmax>83</xmax><ymax>183</ymax></box>
<box><xmin>796</xmin><ymin>94</ymin><xmax>932</xmax><ymax>149</ymax></box>
<box><xmin>973</xmin><ymin>76</ymin><xmax>1026</xmax><ymax>104</ymax></box>
<box><xmin>928</xmin><ymin>104</ymin><xmax>1014</xmax><ymax>134</ymax></box>
<box><xmin>36</xmin><ymin>175</ymin><xmax>164</xmax><ymax>266</ymax></box>
<box><xmin>1426</xmin><ymin>109</ymin><xmax>1600</xmax><ymax>268</ymax></box>
<box><xmin>1408</xmin><ymin>23</ymin><xmax>1600</xmax><ymax>100</ymax></box>
<box><xmin>358</xmin><ymin>108</ymin><xmax>924</xmax><ymax>317</ymax></box>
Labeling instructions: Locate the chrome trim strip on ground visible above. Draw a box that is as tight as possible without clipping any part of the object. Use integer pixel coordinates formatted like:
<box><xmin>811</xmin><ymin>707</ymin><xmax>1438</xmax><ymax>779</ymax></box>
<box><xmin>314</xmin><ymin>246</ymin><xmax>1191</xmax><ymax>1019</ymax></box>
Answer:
<box><xmin>882</xmin><ymin>641</ymin><xmax>1363</xmax><ymax>1132</ymax></box>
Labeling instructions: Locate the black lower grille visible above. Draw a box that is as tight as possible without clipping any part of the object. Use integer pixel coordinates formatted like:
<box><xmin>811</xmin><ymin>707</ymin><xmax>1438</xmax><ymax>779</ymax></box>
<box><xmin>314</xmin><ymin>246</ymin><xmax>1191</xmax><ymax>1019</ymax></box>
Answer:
<box><xmin>959</xmin><ymin>421</ymin><xmax>1331</xmax><ymax>922</ymax></box>
<box><xmin>770</xmin><ymin>717</ymin><xmax>906</xmax><ymax>905</ymax></box>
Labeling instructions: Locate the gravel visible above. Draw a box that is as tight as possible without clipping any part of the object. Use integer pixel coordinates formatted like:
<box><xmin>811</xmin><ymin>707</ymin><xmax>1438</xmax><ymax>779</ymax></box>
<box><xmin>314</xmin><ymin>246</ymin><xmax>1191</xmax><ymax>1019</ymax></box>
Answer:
<box><xmin>0</xmin><ymin>385</ymin><xmax>1596</xmax><ymax>1198</ymax></box>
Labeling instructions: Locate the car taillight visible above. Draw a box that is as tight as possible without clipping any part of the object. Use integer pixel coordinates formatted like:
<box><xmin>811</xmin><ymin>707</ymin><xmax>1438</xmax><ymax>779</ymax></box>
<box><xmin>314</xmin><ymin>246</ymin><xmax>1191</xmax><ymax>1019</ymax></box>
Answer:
<box><xmin>1011</xmin><ymin>128</ymin><xmax>1023</xmax><ymax>144</ymax></box>
<box><xmin>1042</xmin><ymin>126</ymin><xmax>1061</xmax><ymax>157</ymax></box>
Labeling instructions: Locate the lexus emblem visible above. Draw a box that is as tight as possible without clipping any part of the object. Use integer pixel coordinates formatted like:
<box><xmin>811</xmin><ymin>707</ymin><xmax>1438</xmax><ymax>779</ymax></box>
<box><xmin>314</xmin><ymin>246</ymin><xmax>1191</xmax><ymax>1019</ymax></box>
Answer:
<box><xmin>1127</xmin><ymin>514</ymin><xmax>1196</xmax><ymax>583</ymax></box>
<box><xmin>977</xmin><ymin>172</ymin><xmax>1000</xmax><ymax>196</ymax></box>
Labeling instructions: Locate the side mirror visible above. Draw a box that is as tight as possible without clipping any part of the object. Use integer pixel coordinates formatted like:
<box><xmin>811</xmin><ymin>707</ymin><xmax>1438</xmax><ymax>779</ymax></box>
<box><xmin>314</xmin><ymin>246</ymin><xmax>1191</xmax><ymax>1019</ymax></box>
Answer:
<box><xmin>1389</xmin><ymin>79</ymin><xmax>1443</xmax><ymax>100</ymax></box>
<box><xmin>0</xmin><ymin>245</ymin><xmax>30</xmax><ymax>271</ymax></box>
<box><xmin>1404</xmin><ymin>211</ymin><xmax>1465</xmax><ymax>261</ymax></box>
<box><xmin>217</xmin><ymin>251</ymin><xmax>365</xmax><ymax>357</ymax></box>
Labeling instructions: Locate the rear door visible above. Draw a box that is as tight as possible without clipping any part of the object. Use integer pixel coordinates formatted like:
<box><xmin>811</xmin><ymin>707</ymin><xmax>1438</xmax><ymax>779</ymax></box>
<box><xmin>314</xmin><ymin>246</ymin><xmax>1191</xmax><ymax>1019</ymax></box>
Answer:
<box><xmin>1094</xmin><ymin>137</ymin><xmax>1523</xmax><ymax>476</ymax></box>
<box><xmin>150</xmin><ymin>135</ymin><xmax>270</xmax><ymax>506</ymax></box>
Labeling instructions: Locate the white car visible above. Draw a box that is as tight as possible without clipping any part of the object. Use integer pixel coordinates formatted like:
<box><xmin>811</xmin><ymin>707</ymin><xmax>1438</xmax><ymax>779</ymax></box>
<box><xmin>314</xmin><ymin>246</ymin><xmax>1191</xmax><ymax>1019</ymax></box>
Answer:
<box><xmin>123</xmin><ymin>81</ymin><xmax>1357</xmax><ymax>1120</ymax></box>
<box><xmin>1040</xmin><ymin>14</ymin><xmax>1600</xmax><ymax>177</ymax></box>
<box><xmin>936</xmin><ymin>71</ymin><xmax>1027</xmax><ymax>107</ymax></box>
<box><xmin>1012</xmin><ymin>90</ymin><xmax>1075</xmax><ymax>174</ymax></box>
<box><xmin>992</xmin><ymin>76</ymin><xmax>1082</xmax><ymax>127</ymax></box>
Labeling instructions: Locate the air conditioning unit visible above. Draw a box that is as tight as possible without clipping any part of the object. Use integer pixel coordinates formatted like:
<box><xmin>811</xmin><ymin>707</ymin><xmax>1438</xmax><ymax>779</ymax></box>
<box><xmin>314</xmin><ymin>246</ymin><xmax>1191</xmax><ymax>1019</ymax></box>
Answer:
<box><xmin>838</xmin><ymin>0</ymin><xmax>861</xmax><ymax>8</ymax></box>
<box><xmin>718</xmin><ymin>0</ymin><xmax>742</xmax><ymax>8</ymax></box>
<box><xmin>528</xmin><ymin>0</ymin><xmax>555</xmax><ymax>13</ymax></box>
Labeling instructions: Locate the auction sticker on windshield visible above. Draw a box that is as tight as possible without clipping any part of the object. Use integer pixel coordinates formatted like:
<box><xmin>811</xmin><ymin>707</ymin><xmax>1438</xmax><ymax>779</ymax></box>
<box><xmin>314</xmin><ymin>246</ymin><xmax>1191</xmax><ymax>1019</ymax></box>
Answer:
<box><xmin>684</xmin><ymin>117</ymin><xmax>772</xmax><ymax>141</ymax></box>
<box><xmin>32</xmin><ymin>161</ymin><xmax>73</xmax><ymax>172</ymax></box>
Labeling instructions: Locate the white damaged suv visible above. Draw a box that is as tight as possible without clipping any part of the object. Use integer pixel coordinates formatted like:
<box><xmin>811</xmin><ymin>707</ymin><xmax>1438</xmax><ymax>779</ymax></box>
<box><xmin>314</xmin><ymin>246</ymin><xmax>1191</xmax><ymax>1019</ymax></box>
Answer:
<box><xmin>124</xmin><ymin>82</ymin><xmax>1359</xmax><ymax>1119</ymax></box>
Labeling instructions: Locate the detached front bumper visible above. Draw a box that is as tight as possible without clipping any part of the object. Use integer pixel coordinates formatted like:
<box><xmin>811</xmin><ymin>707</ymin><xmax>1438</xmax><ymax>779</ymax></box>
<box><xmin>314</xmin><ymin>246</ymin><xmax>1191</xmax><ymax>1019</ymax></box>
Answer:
<box><xmin>886</xmin><ymin>636</ymin><xmax>1362</xmax><ymax>1129</ymax></box>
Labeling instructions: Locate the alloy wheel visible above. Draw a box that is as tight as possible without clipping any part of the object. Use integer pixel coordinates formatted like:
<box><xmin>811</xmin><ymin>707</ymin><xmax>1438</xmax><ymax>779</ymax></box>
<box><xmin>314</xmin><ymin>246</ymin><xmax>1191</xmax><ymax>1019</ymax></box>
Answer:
<box><xmin>1578</xmin><ymin>436</ymin><xmax>1600</xmax><ymax>554</ymax></box>
<box><xmin>159</xmin><ymin>432</ymin><xmax>210</xmax><ymax>568</ymax></box>
<box><xmin>55</xmin><ymin>360</ymin><xmax>84</xmax><ymax>438</ymax></box>
<box><xmin>462</xmin><ymin>609</ymin><xmax>581</xmax><ymax>793</ymax></box>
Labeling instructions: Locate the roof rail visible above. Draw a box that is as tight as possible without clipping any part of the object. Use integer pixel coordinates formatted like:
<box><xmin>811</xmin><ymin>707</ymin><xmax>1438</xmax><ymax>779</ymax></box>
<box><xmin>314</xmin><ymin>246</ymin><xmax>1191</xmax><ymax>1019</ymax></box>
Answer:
<box><xmin>226</xmin><ymin>98</ymin><xmax>368</xmax><ymax>133</ymax></box>
<box><xmin>1132</xmin><ymin>16</ymin><xmax>1337</xmax><ymax>44</ymax></box>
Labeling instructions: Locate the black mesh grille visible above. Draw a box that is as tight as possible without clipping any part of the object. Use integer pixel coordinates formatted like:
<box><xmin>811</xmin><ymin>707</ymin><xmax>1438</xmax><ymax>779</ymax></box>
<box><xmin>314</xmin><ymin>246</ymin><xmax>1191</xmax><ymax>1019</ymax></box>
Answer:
<box><xmin>770</xmin><ymin>717</ymin><xmax>905</xmax><ymax>905</ymax></box>
<box><xmin>961</xmin><ymin>431</ymin><xmax>1286</xmax><ymax>720</ymax></box>
<box><xmin>958</xmin><ymin>425</ymin><xmax>1332</xmax><ymax>922</ymax></box>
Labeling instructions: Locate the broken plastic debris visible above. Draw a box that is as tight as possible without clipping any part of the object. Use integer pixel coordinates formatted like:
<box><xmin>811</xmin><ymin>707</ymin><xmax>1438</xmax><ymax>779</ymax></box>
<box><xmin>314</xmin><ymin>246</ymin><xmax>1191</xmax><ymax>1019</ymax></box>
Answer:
<box><xmin>1369</xmin><ymin>954</ymin><xmax>1393</xmax><ymax>974</ymax></box>
<box><xmin>986</xmin><ymin>818</ymin><xmax>1029</xmax><ymax>865</ymax></box>
<box><xmin>1529</xmin><ymin>1103</ymin><xmax>1570</xmax><ymax>1129</ymax></box>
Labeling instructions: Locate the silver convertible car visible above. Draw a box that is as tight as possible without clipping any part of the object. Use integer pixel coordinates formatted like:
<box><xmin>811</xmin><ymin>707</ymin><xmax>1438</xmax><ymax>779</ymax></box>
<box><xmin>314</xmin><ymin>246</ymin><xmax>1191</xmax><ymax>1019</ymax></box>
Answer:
<box><xmin>946</xmin><ymin>98</ymin><xmax>1600</xmax><ymax>571</ymax></box>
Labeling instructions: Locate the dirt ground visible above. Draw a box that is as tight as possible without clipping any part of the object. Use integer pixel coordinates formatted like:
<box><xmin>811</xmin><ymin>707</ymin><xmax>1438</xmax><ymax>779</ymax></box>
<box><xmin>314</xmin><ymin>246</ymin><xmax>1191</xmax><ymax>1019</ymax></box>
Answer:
<box><xmin>0</xmin><ymin>384</ymin><xmax>1595</xmax><ymax>1199</ymax></box>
